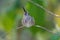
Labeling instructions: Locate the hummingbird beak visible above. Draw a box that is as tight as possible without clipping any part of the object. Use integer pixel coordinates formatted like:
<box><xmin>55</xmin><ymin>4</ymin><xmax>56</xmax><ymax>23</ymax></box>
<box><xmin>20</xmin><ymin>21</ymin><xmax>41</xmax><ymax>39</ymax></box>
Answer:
<box><xmin>22</xmin><ymin>7</ymin><xmax>28</xmax><ymax>16</ymax></box>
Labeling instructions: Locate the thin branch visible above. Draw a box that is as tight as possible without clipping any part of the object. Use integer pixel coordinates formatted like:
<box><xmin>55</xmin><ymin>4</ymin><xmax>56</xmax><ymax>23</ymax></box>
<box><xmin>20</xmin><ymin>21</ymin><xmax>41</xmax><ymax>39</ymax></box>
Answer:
<box><xmin>28</xmin><ymin>0</ymin><xmax>60</xmax><ymax>18</ymax></box>
<box><xmin>16</xmin><ymin>25</ymin><xmax>57</xmax><ymax>35</ymax></box>
<box><xmin>35</xmin><ymin>25</ymin><xmax>55</xmax><ymax>34</ymax></box>
<box><xmin>16</xmin><ymin>26</ymin><xmax>24</xmax><ymax>29</ymax></box>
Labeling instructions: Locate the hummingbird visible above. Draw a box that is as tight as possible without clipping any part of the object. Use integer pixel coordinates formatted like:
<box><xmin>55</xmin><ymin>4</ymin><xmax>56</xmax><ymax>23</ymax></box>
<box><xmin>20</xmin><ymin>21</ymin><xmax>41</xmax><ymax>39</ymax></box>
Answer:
<box><xmin>17</xmin><ymin>7</ymin><xmax>35</xmax><ymax>29</ymax></box>
<box><xmin>21</xmin><ymin>7</ymin><xmax>35</xmax><ymax>27</ymax></box>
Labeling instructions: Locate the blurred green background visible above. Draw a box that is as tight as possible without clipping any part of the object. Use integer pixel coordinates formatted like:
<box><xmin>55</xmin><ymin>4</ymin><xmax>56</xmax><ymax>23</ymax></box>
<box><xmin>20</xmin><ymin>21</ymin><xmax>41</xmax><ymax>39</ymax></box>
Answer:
<box><xmin>0</xmin><ymin>0</ymin><xmax>60</xmax><ymax>40</ymax></box>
